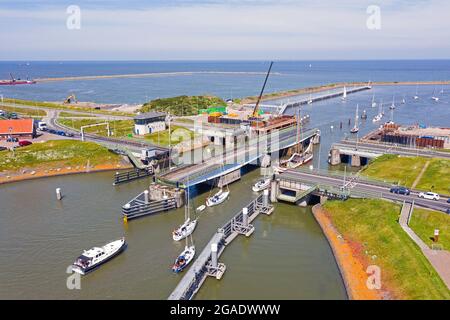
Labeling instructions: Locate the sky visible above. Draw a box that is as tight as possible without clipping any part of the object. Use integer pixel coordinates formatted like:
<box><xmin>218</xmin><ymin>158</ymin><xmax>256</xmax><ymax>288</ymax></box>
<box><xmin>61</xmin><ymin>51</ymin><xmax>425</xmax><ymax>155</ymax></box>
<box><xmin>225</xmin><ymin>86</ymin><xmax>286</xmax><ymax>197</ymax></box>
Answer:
<box><xmin>0</xmin><ymin>0</ymin><xmax>449</xmax><ymax>60</ymax></box>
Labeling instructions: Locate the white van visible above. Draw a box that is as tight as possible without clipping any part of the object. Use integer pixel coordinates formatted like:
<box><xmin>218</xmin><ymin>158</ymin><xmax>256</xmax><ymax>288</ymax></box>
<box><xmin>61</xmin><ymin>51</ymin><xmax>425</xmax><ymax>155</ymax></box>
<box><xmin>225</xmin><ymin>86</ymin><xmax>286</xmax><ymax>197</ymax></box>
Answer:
<box><xmin>38</xmin><ymin>121</ymin><xmax>47</xmax><ymax>131</ymax></box>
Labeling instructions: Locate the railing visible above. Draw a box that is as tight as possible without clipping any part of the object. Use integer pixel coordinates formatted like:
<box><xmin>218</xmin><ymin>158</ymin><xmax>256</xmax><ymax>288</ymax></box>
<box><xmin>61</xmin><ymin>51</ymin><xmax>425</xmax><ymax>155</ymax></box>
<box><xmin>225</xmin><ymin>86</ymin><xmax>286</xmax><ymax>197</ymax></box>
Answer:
<box><xmin>113</xmin><ymin>168</ymin><xmax>153</xmax><ymax>185</ymax></box>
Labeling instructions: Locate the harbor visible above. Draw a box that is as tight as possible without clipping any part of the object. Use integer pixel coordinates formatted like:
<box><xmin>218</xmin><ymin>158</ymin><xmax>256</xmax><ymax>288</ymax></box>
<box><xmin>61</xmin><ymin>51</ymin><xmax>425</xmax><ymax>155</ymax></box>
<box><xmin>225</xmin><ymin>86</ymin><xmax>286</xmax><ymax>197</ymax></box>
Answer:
<box><xmin>1</xmin><ymin>63</ymin><xmax>450</xmax><ymax>300</ymax></box>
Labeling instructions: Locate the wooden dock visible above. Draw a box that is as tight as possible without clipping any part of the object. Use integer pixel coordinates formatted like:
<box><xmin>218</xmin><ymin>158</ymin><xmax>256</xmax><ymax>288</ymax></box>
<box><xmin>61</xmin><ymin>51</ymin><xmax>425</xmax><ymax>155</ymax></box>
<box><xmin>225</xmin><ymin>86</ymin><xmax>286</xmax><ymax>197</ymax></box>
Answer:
<box><xmin>168</xmin><ymin>192</ymin><xmax>274</xmax><ymax>300</ymax></box>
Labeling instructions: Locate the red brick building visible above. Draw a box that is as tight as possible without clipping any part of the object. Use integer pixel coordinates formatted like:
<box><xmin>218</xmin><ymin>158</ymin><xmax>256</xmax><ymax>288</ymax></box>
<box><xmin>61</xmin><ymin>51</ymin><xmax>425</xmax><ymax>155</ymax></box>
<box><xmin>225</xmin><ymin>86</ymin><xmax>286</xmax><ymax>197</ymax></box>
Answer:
<box><xmin>0</xmin><ymin>119</ymin><xmax>36</xmax><ymax>140</ymax></box>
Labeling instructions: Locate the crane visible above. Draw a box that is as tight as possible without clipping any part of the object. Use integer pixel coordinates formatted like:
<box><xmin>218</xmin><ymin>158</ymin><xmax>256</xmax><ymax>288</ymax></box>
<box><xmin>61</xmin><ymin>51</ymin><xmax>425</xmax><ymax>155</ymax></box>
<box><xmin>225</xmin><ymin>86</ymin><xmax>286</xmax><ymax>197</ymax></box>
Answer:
<box><xmin>251</xmin><ymin>61</ymin><xmax>274</xmax><ymax>118</ymax></box>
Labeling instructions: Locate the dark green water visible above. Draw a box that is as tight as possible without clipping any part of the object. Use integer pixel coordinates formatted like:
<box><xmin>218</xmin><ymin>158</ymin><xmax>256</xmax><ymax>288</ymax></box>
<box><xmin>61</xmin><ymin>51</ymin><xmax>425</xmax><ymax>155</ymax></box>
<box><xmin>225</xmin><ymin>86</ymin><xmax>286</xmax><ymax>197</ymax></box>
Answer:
<box><xmin>0</xmin><ymin>170</ymin><xmax>346</xmax><ymax>299</ymax></box>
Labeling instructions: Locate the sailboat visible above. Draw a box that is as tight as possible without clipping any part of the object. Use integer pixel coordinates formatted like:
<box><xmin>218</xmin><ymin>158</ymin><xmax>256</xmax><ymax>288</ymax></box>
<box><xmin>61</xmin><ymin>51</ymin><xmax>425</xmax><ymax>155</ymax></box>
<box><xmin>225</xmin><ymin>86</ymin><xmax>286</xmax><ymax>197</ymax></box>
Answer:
<box><xmin>431</xmin><ymin>87</ymin><xmax>439</xmax><ymax>101</ymax></box>
<box><xmin>341</xmin><ymin>86</ymin><xmax>347</xmax><ymax>101</ymax></box>
<box><xmin>361</xmin><ymin>109</ymin><xmax>367</xmax><ymax>120</ymax></box>
<box><xmin>252</xmin><ymin>177</ymin><xmax>271</xmax><ymax>192</ymax></box>
<box><xmin>350</xmin><ymin>104</ymin><xmax>359</xmax><ymax>134</ymax></box>
<box><xmin>372</xmin><ymin>100</ymin><xmax>383</xmax><ymax>123</ymax></box>
<box><xmin>371</xmin><ymin>94</ymin><xmax>377</xmax><ymax>108</ymax></box>
<box><xmin>401</xmin><ymin>95</ymin><xmax>406</xmax><ymax>104</ymax></box>
<box><xmin>413</xmin><ymin>84</ymin><xmax>419</xmax><ymax>100</ymax></box>
<box><xmin>307</xmin><ymin>93</ymin><xmax>313</xmax><ymax>104</ymax></box>
<box><xmin>172</xmin><ymin>187</ymin><xmax>197</xmax><ymax>241</ymax></box>
<box><xmin>389</xmin><ymin>95</ymin><xmax>396</xmax><ymax>110</ymax></box>
<box><xmin>172</xmin><ymin>188</ymin><xmax>196</xmax><ymax>273</ymax></box>
<box><xmin>440</xmin><ymin>85</ymin><xmax>444</xmax><ymax>94</ymax></box>
<box><xmin>206</xmin><ymin>186</ymin><xmax>230</xmax><ymax>207</ymax></box>
<box><xmin>171</xmin><ymin>235</ymin><xmax>195</xmax><ymax>273</ymax></box>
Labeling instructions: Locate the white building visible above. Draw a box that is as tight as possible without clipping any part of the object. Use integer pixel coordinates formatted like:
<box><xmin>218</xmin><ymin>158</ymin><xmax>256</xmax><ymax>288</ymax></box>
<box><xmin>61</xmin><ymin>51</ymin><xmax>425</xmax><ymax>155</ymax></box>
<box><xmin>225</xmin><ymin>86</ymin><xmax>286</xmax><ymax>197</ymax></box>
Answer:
<box><xmin>134</xmin><ymin>112</ymin><xmax>167</xmax><ymax>135</ymax></box>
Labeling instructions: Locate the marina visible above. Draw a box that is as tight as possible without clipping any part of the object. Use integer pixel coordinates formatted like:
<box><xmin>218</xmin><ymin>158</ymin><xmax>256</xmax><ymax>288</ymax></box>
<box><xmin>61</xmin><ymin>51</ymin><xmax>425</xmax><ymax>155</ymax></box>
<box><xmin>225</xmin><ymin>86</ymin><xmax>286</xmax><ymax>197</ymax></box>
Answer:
<box><xmin>1</xmin><ymin>61</ymin><xmax>450</xmax><ymax>301</ymax></box>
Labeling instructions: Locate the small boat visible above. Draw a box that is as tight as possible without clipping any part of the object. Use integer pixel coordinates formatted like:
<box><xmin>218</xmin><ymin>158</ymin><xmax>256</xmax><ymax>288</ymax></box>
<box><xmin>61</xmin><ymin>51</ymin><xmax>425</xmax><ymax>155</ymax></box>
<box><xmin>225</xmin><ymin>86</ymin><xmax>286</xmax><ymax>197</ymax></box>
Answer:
<box><xmin>341</xmin><ymin>86</ymin><xmax>347</xmax><ymax>101</ymax></box>
<box><xmin>350</xmin><ymin>104</ymin><xmax>359</xmax><ymax>134</ymax></box>
<box><xmin>72</xmin><ymin>238</ymin><xmax>126</xmax><ymax>275</ymax></box>
<box><xmin>196</xmin><ymin>205</ymin><xmax>206</xmax><ymax>212</ymax></box>
<box><xmin>206</xmin><ymin>188</ymin><xmax>230</xmax><ymax>207</ymax></box>
<box><xmin>252</xmin><ymin>178</ymin><xmax>271</xmax><ymax>192</ymax></box>
<box><xmin>172</xmin><ymin>243</ymin><xmax>195</xmax><ymax>273</ymax></box>
<box><xmin>172</xmin><ymin>218</ymin><xmax>197</xmax><ymax>241</ymax></box>
<box><xmin>361</xmin><ymin>110</ymin><xmax>367</xmax><ymax>120</ymax></box>
<box><xmin>307</xmin><ymin>93</ymin><xmax>313</xmax><ymax>104</ymax></box>
<box><xmin>401</xmin><ymin>95</ymin><xmax>406</xmax><ymax>104</ymax></box>
<box><xmin>431</xmin><ymin>88</ymin><xmax>439</xmax><ymax>101</ymax></box>
<box><xmin>440</xmin><ymin>86</ymin><xmax>444</xmax><ymax>94</ymax></box>
<box><xmin>276</xmin><ymin>142</ymin><xmax>314</xmax><ymax>171</ymax></box>
<box><xmin>413</xmin><ymin>84</ymin><xmax>419</xmax><ymax>100</ymax></box>
<box><xmin>389</xmin><ymin>95</ymin><xmax>396</xmax><ymax>110</ymax></box>
<box><xmin>371</xmin><ymin>94</ymin><xmax>377</xmax><ymax>108</ymax></box>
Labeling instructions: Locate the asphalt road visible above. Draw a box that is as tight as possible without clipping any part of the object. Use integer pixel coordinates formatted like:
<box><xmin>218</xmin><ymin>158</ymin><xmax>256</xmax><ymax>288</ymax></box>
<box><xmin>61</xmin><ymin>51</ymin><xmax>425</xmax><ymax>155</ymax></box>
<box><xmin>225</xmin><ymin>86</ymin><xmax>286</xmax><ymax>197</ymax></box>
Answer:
<box><xmin>281</xmin><ymin>169</ymin><xmax>450</xmax><ymax>213</ymax></box>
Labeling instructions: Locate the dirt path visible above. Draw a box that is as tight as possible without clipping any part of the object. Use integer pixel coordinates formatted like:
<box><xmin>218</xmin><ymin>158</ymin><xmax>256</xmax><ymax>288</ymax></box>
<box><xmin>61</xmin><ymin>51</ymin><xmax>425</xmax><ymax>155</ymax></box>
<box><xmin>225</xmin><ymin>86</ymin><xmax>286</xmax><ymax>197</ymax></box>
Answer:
<box><xmin>412</xmin><ymin>160</ymin><xmax>430</xmax><ymax>189</ymax></box>
<box><xmin>312</xmin><ymin>204</ymin><xmax>386</xmax><ymax>300</ymax></box>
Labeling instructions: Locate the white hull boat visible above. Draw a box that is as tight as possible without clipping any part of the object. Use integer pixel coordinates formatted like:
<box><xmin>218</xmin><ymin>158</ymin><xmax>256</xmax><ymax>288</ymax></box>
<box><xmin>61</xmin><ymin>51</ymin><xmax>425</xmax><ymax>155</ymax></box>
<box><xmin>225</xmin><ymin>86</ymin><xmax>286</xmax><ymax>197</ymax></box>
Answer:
<box><xmin>173</xmin><ymin>218</ymin><xmax>197</xmax><ymax>241</ymax></box>
<box><xmin>252</xmin><ymin>178</ymin><xmax>271</xmax><ymax>192</ymax></box>
<box><xmin>72</xmin><ymin>238</ymin><xmax>126</xmax><ymax>275</ymax></box>
<box><xmin>172</xmin><ymin>245</ymin><xmax>195</xmax><ymax>273</ymax></box>
<box><xmin>206</xmin><ymin>189</ymin><xmax>230</xmax><ymax>207</ymax></box>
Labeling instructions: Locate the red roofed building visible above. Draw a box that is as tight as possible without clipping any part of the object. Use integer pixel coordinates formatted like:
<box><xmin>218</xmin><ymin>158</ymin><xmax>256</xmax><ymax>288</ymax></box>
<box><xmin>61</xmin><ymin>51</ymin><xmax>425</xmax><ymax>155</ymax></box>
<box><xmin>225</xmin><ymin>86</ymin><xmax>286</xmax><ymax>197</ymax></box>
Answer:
<box><xmin>0</xmin><ymin>119</ymin><xmax>36</xmax><ymax>140</ymax></box>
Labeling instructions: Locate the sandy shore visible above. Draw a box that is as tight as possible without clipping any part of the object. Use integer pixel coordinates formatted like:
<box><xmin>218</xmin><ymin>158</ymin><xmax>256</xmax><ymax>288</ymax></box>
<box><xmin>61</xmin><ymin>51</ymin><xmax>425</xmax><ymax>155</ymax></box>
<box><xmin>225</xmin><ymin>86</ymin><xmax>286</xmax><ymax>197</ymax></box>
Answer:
<box><xmin>0</xmin><ymin>162</ymin><xmax>133</xmax><ymax>185</ymax></box>
<box><xmin>312</xmin><ymin>204</ymin><xmax>386</xmax><ymax>300</ymax></box>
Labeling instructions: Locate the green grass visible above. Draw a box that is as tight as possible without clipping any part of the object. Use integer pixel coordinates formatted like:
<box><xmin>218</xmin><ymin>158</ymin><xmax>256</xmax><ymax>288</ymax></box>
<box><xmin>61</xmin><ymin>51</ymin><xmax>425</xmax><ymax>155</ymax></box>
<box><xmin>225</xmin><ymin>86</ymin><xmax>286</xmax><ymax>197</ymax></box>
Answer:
<box><xmin>323</xmin><ymin>198</ymin><xmax>450</xmax><ymax>300</ymax></box>
<box><xmin>415</xmin><ymin>159</ymin><xmax>450</xmax><ymax>195</ymax></box>
<box><xmin>58</xmin><ymin>119</ymin><xmax>134</xmax><ymax>137</ymax></box>
<box><xmin>59</xmin><ymin>111</ymin><xmax>93</xmax><ymax>118</ymax></box>
<box><xmin>0</xmin><ymin>140</ymin><xmax>121</xmax><ymax>172</ymax></box>
<box><xmin>140</xmin><ymin>95</ymin><xmax>226</xmax><ymax>116</ymax></box>
<box><xmin>362</xmin><ymin>155</ymin><xmax>449</xmax><ymax>195</ymax></box>
<box><xmin>144</xmin><ymin>125</ymin><xmax>194</xmax><ymax>146</ymax></box>
<box><xmin>3</xmin><ymin>98</ymin><xmax>133</xmax><ymax>117</ymax></box>
<box><xmin>361</xmin><ymin>155</ymin><xmax>428</xmax><ymax>186</ymax></box>
<box><xmin>0</xmin><ymin>105</ymin><xmax>46</xmax><ymax>117</ymax></box>
<box><xmin>410</xmin><ymin>208</ymin><xmax>450</xmax><ymax>250</ymax></box>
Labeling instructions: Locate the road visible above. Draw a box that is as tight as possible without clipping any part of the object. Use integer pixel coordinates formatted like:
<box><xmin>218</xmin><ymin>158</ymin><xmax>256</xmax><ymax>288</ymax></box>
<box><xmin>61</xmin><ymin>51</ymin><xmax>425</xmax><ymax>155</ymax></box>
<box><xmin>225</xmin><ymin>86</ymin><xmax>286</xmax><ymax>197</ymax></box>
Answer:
<box><xmin>43</xmin><ymin>109</ymin><xmax>167</xmax><ymax>152</ymax></box>
<box><xmin>336</xmin><ymin>140</ymin><xmax>450</xmax><ymax>159</ymax></box>
<box><xmin>280</xmin><ymin>169</ymin><xmax>450</xmax><ymax>213</ymax></box>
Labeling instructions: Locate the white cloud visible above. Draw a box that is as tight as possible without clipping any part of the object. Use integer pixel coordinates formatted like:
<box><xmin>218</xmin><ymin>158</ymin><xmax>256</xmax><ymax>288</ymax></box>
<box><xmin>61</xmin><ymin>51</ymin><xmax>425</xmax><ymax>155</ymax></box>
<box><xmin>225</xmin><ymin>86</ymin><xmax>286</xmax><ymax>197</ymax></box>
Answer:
<box><xmin>0</xmin><ymin>0</ymin><xmax>449</xmax><ymax>59</ymax></box>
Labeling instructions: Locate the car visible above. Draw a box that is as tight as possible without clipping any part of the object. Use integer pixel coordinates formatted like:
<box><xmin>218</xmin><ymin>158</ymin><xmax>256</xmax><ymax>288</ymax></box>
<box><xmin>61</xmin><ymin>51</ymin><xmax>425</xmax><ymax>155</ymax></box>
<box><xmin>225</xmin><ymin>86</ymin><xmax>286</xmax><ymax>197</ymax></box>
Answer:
<box><xmin>18</xmin><ymin>140</ymin><xmax>32</xmax><ymax>147</ymax></box>
<box><xmin>447</xmin><ymin>198</ymin><xmax>450</xmax><ymax>204</ymax></box>
<box><xmin>447</xmin><ymin>209</ymin><xmax>450</xmax><ymax>215</ymax></box>
<box><xmin>390</xmin><ymin>186</ymin><xmax>411</xmax><ymax>195</ymax></box>
<box><xmin>0</xmin><ymin>146</ymin><xmax>7</xmax><ymax>152</ymax></box>
<box><xmin>56</xmin><ymin>131</ymin><xmax>66</xmax><ymax>136</ymax></box>
<box><xmin>6</xmin><ymin>137</ymin><xmax>18</xmax><ymax>142</ymax></box>
<box><xmin>418</xmin><ymin>192</ymin><xmax>440</xmax><ymax>201</ymax></box>
<box><xmin>48</xmin><ymin>129</ymin><xmax>57</xmax><ymax>134</ymax></box>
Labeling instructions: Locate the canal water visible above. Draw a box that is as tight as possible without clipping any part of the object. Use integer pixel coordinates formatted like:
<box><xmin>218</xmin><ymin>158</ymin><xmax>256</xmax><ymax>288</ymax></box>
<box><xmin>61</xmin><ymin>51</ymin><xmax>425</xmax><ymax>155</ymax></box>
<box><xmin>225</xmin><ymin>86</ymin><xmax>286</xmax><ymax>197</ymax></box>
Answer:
<box><xmin>1</xmin><ymin>84</ymin><xmax>449</xmax><ymax>299</ymax></box>
<box><xmin>0</xmin><ymin>169</ymin><xmax>346</xmax><ymax>299</ymax></box>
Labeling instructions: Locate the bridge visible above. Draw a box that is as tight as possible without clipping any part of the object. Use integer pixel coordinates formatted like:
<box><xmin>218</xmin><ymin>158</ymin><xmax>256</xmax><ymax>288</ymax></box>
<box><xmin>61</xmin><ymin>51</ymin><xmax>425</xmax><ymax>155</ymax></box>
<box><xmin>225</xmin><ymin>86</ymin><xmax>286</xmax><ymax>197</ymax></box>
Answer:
<box><xmin>330</xmin><ymin>140</ymin><xmax>450</xmax><ymax>166</ymax></box>
<box><xmin>160</xmin><ymin>127</ymin><xmax>321</xmax><ymax>188</ymax></box>
<box><xmin>275</xmin><ymin>168</ymin><xmax>450</xmax><ymax>213</ymax></box>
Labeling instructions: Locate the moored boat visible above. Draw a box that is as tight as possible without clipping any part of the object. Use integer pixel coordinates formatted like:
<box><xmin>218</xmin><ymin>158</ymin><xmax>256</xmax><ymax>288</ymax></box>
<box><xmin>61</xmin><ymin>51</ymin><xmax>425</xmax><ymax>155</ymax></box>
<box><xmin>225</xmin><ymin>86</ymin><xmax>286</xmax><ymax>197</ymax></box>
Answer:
<box><xmin>172</xmin><ymin>244</ymin><xmax>195</xmax><ymax>273</ymax></box>
<box><xmin>172</xmin><ymin>218</ymin><xmax>197</xmax><ymax>241</ymax></box>
<box><xmin>206</xmin><ymin>188</ymin><xmax>230</xmax><ymax>207</ymax></box>
<box><xmin>252</xmin><ymin>178</ymin><xmax>271</xmax><ymax>192</ymax></box>
<box><xmin>71</xmin><ymin>237</ymin><xmax>126</xmax><ymax>275</ymax></box>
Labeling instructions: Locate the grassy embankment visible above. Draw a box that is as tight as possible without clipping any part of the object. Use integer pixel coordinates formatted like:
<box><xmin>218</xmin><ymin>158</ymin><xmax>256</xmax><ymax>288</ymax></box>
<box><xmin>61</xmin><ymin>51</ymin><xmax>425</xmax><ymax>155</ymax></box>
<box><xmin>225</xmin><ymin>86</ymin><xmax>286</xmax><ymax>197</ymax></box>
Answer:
<box><xmin>409</xmin><ymin>208</ymin><xmax>450</xmax><ymax>250</ymax></box>
<box><xmin>58</xmin><ymin>118</ymin><xmax>194</xmax><ymax>147</ymax></box>
<box><xmin>59</xmin><ymin>111</ymin><xmax>94</xmax><ymax>118</ymax></box>
<box><xmin>0</xmin><ymin>105</ymin><xmax>47</xmax><ymax>118</ymax></box>
<box><xmin>323</xmin><ymin>199</ymin><xmax>450</xmax><ymax>300</ymax></box>
<box><xmin>140</xmin><ymin>95</ymin><xmax>226</xmax><ymax>116</ymax></box>
<box><xmin>361</xmin><ymin>155</ymin><xmax>450</xmax><ymax>195</ymax></box>
<box><xmin>0</xmin><ymin>140</ymin><xmax>122</xmax><ymax>173</ymax></box>
<box><xmin>3</xmin><ymin>98</ymin><xmax>133</xmax><ymax>117</ymax></box>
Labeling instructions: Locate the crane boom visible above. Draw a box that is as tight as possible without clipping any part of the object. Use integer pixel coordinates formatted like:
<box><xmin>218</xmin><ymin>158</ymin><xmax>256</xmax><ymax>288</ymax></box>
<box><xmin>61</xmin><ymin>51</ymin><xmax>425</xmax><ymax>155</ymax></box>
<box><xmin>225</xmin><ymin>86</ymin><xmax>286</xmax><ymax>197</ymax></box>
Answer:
<box><xmin>252</xmin><ymin>61</ymin><xmax>273</xmax><ymax>118</ymax></box>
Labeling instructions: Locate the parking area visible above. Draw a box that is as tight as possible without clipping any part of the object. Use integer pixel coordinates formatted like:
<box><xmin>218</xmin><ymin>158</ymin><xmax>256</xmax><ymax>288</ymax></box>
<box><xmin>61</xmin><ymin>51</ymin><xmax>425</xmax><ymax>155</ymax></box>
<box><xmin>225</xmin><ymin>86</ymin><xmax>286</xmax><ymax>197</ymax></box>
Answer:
<box><xmin>0</xmin><ymin>131</ymin><xmax>75</xmax><ymax>149</ymax></box>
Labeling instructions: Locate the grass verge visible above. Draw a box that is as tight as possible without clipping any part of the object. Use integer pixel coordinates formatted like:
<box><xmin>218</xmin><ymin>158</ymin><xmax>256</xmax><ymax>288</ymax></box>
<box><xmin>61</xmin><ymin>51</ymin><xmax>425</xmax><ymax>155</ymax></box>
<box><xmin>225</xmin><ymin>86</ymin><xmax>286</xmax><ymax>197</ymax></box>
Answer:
<box><xmin>323</xmin><ymin>198</ymin><xmax>450</xmax><ymax>299</ymax></box>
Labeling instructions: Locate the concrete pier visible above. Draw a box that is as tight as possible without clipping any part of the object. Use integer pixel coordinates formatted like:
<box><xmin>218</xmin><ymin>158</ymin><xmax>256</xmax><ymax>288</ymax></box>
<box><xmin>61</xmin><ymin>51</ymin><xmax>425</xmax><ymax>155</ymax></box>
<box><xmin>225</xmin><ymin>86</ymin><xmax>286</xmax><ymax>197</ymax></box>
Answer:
<box><xmin>168</xmin><ymin>193</ymin><xmax>274</xmax><ymax>300</ymax></box>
